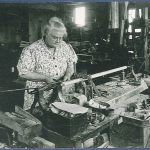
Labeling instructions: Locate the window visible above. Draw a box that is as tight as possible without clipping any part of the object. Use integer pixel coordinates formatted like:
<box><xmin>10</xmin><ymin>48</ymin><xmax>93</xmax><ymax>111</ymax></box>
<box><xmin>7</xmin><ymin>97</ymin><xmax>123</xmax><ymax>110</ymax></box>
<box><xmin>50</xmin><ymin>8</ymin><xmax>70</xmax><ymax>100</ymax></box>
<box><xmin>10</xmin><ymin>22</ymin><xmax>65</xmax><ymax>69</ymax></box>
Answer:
<box><xmin>135</xmin><ymin>29</ymin><xmax>141</xmax><ymax>33</ymax></box>
<box><xmin>128</xmin><ymin>25</ymin><xmax>132</xmax><ymax>32</ymax></box>
<box><xmin>128</xmin><ymin>9</ymin><xmax>136</xmax><ymax>23</ymax></box>
<box><xmin>128</xmin><ymin>9</ymin><xmax>136</xmax><ymax>32</ymax></box>
<box><xmin>75</xmin><ymin>7</ymin><xmax>85</xmax><ymax>27</ymax></box>
<box><xmin>139</xmin><ymin>9</ymin><xmax>142</xmax><ymax>18</ymax></box>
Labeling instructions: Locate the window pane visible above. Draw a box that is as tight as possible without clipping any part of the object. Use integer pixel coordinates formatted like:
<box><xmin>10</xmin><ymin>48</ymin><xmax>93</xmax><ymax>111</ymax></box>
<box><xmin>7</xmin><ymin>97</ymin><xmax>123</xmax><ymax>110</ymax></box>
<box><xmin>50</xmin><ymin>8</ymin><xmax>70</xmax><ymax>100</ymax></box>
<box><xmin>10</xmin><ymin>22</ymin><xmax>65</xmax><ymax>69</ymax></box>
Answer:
<box><xmin>75</xmin><ymin>7</ymin><xmax>85</xmax><ymax>27</ymax></box>
<box><xmin>128</xmin><ymin>25</ymin><xmax>132</xmax><ymax>32</ymax></box>
<box><xmin>128</xmin><ymin>9</ymin><xmax>136</xmax><ymax>23</ymax></box>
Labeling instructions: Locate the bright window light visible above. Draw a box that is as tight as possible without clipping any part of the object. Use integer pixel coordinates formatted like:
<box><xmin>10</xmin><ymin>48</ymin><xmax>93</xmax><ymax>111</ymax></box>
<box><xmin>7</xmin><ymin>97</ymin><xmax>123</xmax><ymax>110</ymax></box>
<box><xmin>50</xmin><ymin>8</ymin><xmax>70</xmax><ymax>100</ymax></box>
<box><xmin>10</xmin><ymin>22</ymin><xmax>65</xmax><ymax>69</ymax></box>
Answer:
<box><xmin>129</xmin><ymin>35</ymin><xmax>132</xmax><ymax>39</ymax></box>
<box><xmin>75</xmin><ymin>7</ymin><xmax>85</xmax><ymax>27</ymax></box>
<box><xmin>128</xmin><ymin>25</ymin><xmax>132</xmax><ymax>32</ymax></box>
<box><xmin>135</xmin><ymin>29</ymin><xmax>141</xmax><ymax>32</ymax></box>
<box><xmin>139</xmin><ymin>9</ymin><xmax>142</xmax><ymax>18</ymax></box>
<box><xmin>128</xmin><ymin>9</ymin><xmax>136</xmax><ymax>23</ymax></box>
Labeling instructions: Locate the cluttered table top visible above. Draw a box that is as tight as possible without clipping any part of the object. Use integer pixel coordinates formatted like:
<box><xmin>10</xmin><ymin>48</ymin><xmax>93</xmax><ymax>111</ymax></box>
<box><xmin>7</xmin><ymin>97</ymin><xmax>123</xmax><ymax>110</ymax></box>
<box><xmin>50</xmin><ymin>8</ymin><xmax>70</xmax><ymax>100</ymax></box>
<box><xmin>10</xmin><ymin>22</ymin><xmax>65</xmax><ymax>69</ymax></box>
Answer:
<box><xmin>71</xmin><ymin>114</ymin><xmax>118</xmax><ymax>141</ymax></box>
<box><xmin>43</xmin><ymin>77</ymin><xmax>149</xmax><ymax>143</ymax></box>
<box><xmin>43</xmin><ymin>114</ymin><xmax>118</xmax><ymax>142</ymax></box>
<box><xmin>94</xmin><ymin>79</ymin><xmax>148</xmax><ymax>106</ymax></box>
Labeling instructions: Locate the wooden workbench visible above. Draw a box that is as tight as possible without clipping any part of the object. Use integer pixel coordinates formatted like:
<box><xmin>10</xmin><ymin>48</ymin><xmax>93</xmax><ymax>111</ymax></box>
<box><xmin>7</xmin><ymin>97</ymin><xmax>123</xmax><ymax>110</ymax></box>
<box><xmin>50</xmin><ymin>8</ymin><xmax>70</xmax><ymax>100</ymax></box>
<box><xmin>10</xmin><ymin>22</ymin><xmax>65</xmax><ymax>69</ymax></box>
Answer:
<box><xmin>41</xmin><ymin>79</ymin><xmax>148</xmax><ymax>148</ymax></box>
<box><xmin>42</xmin><ymin>114</ymin><xmax>118</xmax><ymax>148</ymax></box>
<box><xmin>95</xmin><ymin>79</ymin><xmax>148</xmax><ymax>106</ymax></box>
<box><xmin>110</xmin><ymin>93</ymin><xmax>150</xmax><ymax>148</ymax></box>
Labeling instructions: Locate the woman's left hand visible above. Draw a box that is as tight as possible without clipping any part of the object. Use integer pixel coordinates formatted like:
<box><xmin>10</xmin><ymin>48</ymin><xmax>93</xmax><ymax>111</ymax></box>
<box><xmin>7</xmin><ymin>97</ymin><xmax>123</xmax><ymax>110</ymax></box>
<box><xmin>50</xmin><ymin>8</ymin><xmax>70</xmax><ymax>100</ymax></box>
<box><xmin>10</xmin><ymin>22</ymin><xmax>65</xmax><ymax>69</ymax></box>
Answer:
<box><xmin>63</xmin><ymin>74</ymin><xmax>71</xmax><ymax>81</ymax></box>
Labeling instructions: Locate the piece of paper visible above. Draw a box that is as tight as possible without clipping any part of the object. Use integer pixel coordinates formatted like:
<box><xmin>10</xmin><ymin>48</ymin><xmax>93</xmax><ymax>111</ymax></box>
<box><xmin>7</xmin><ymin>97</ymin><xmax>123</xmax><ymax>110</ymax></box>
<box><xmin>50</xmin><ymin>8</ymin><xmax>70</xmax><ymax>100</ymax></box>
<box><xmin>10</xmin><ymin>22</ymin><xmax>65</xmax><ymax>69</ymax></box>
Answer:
<box><xmin>51</xmin><ymin>102</ymin><xmax>88</xmax><ymax>114</ymax></box>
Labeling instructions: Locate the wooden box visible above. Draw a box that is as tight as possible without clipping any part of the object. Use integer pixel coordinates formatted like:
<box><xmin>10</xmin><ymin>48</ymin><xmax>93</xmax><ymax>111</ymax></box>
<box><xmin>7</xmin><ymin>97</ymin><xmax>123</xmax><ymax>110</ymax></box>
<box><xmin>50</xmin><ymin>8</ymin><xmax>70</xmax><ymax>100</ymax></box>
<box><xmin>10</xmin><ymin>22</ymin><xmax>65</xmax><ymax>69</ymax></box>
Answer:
<box><xmin>43</xmin><ymin>111</ymin><xmax>88</xmax><ymax>138</ymax></box>
<box><xmin>110</xmin><ymin>115</ymin><xmax>150</xmax><ymax>148</ymax></box>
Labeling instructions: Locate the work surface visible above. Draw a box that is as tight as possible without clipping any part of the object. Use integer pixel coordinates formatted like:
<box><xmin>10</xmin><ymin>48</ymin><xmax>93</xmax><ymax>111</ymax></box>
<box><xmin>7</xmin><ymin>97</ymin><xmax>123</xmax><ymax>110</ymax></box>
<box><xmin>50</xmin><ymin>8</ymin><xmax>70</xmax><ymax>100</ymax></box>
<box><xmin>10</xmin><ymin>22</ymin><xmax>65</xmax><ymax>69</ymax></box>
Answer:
<box><xmin>0</xmin><ymin>78</ymin><xmax>148</xmax><ymax>148</ymax></box>
<box><xmin>71</xmin><ymin>114</ymin><xmax>118</xmax><ymax>141</ymax></box>
<box><xmin>43</xmin><ymin>114</ymin><xmax>118</xmax><ymax>148</ymax></box>
<box><xmin>95</xmin><ymin>79</ymin><xmax>148</xmax><ymax>106</ymax></box>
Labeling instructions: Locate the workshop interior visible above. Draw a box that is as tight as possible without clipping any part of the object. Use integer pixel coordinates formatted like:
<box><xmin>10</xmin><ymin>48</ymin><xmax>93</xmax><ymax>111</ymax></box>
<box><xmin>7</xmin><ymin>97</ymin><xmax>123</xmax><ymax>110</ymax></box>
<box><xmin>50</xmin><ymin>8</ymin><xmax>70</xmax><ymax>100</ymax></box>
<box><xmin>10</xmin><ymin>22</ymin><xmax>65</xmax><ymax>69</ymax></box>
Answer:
<box><xmin>1</xmin><ymin>1</ymin><xmax>150</xmax><ymax>148</ymax></box>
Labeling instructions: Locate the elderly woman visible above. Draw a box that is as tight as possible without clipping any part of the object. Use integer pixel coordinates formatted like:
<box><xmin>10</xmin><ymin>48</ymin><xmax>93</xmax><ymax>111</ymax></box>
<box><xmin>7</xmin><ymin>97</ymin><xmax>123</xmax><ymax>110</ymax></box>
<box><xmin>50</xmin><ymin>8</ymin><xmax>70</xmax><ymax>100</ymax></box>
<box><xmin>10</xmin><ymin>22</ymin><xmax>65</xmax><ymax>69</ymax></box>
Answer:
<box><xmin>17</xmin><ymin>17</ymin><xmax>77</xmax><ymax>110</ymax></box>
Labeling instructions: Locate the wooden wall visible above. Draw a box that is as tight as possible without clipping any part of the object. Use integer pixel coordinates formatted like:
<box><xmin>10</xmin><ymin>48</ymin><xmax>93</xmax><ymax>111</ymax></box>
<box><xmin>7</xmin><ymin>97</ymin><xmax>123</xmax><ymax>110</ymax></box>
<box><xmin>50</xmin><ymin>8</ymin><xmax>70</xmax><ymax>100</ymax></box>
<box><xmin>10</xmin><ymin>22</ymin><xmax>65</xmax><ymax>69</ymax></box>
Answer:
<box><xmin>28</xmin><ymin>4</ymin><xmax>58</xmax><ymax>43</ymax></box>
<box><xmin>0</xmin><ymin>4</ymin><xmax>58</xmax><ymax>43</ymax></box>
<box><xmin>0</xmin><ymin>3</ymin><xmax>110</xmax><ymax>43</ymax></box>
<box><xmin>60</xmin><ymin>3</ymin><xmax>109</xmax><ymax>42</ymax></box>
<box><xmin>29</xmin><ymin>9</ymin><xmax>53</xmax><ymax>43</ymax></box>
<box><xmin>0</xmin><ymin>5</ymin><xmax>24</xmax><ymax>43</ymax></box>
<box><xmin>0</xmin><ymin>4</ymin><xmax>58</xmax><ymax>82</ymax></box>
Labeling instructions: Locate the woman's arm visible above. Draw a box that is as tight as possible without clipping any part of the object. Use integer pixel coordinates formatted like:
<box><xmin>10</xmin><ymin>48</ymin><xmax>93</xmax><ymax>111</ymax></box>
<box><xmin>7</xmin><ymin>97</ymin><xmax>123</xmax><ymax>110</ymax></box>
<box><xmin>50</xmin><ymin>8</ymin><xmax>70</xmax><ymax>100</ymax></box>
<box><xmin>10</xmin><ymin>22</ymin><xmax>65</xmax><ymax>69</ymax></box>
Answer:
<box><xmin>63</xmin><ymin>63</ymin><xmax>74</xmax><ymax>81</ymax></box>
<box><xmin>63</xmin><ymin>43</ymin><xmax>78</xmax><ymax>81</ymax></box>
<box><xmin>20</xmin><ymin>72</ymin><xmax>56</xmax><ymax>84</ymax></box>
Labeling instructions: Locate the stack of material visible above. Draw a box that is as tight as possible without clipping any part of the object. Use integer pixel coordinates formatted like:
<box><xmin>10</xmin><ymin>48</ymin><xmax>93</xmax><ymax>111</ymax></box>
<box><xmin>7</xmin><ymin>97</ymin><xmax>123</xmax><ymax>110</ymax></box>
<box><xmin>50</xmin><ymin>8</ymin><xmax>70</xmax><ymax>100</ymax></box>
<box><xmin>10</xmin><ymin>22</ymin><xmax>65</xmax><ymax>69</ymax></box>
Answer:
<box><xmin>19</xmin><ymin>41</ymin><xmax>30</xmax><ymax>48</ymax></box>
<box><xmin>0</xmin><ymin>106</ymin><xmax>42</xmax><ymax>137</ymax></box>
<box><xmin>0</xmin><ymin>106</ymin><xmax>55</xmax><ymax>148</ymax></box>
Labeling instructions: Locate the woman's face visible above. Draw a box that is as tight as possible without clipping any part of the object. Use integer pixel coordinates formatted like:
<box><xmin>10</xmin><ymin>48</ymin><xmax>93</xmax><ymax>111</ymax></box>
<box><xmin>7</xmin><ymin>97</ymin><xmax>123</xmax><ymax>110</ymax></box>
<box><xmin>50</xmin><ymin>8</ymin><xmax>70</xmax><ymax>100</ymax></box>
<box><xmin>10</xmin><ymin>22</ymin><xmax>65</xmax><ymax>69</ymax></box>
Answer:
<box><xmin>45</xmin><ymin>29</ymin><xmax>63</xmax><ymax>47</ymax></box>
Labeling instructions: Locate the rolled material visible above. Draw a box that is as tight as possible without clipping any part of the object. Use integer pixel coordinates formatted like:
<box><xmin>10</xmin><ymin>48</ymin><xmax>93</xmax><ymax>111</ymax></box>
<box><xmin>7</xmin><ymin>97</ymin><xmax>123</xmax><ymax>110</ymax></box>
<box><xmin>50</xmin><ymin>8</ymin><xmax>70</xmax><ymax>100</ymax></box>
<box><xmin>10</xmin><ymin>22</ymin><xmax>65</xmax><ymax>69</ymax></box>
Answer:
<box><xmin>101</xmin><ymin>133</ymin><xmax>109</xmax><ymax>143</ymax></box>
<box><xmin>90</xmin><ymin>66</ymin><xmax>127</xmax><ymax>79</ymax></box>
<box><xmin>95</xmin><ymin>133</ymin><xmax>109</xmax><ymax>147</ymax></box>
<box><xmin>83</xmin><ymin>133</ymin><xmax>109</xmax><ymax>148</ymax></box>
<box><xmin>75</xmin><ymin>94</ymin><xmax>87</xmax><ymax>106</ymax></box>
<box><xmin>83</xmin><ymin>138</ymin><xmax>94</xmax><ymax>148</ymax></box>
<box><xmin>62</xmin><ymin>66</ymin><xmax>128</xmax><ymax>86</ymax></box>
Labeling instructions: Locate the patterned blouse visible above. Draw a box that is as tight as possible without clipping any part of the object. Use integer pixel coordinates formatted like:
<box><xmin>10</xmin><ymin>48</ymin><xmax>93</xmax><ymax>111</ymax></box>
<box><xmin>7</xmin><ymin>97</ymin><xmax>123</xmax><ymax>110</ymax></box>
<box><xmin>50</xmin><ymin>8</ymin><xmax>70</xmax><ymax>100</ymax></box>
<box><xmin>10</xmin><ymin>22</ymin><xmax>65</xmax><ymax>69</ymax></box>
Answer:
<box><xmin>17</xmin><ymin>38</ymin><xmax>77</xmax><ymax>110</ymax></box>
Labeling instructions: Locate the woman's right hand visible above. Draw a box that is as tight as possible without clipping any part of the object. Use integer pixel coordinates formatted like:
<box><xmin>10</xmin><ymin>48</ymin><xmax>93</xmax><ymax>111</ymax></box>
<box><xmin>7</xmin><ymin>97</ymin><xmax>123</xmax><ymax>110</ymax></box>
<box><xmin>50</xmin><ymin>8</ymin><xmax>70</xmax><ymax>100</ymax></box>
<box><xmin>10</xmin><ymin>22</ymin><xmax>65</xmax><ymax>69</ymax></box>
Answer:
<box><xmin>45</xmin><ymin>77</ymin><xmax>57</xmax><ymax>85</ymax></box>
<box><xmin>40</xmin><ymin>77</ymin><xmax>58</xmax><ymax>91</ymax></box>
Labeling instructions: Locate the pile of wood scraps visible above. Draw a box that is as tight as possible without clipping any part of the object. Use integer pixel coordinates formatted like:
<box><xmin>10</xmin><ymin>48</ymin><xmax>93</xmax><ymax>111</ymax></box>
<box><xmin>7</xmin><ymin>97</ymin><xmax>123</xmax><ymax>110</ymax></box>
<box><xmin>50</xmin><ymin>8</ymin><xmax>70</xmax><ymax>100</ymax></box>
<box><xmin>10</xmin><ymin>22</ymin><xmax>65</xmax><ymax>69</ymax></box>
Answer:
<box><xmin>0</xmin><ymin>106</ymin><xmax>55</xmax><ymax>148</ymax></box>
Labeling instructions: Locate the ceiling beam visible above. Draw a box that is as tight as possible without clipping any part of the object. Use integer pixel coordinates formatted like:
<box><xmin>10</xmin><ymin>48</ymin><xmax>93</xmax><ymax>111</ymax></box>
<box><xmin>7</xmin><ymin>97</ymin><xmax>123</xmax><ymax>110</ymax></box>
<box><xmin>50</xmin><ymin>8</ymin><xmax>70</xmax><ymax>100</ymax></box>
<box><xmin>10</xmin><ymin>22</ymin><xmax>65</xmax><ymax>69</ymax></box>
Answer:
<box><xmin>28</xmin><ymin>4</ymin><xmax>58</xmax><ymax>11</ymax></box>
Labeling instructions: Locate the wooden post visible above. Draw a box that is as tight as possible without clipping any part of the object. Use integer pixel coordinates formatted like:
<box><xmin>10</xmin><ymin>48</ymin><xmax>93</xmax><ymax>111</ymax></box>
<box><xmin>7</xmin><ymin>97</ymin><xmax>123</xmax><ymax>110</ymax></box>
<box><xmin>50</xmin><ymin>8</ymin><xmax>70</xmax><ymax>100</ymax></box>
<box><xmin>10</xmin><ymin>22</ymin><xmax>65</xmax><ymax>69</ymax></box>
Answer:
<box><xmin>145</xmin><ymin>7</ymin><xmax>149</xmax><ymax>20</ymax></box>
<box><xmin>144</xmin><ymin>7</ymin><xmax>149</xmax><ymax>73</ymax></box>
<box><xmin>110</xmin><ymin>2</ymin><xmax>119</xmax><ymax>29</ymax></box>
<box><xmin>120</xmin><ymin>2</ymin><xmax>129</xmax><ymax>45</ymax></box>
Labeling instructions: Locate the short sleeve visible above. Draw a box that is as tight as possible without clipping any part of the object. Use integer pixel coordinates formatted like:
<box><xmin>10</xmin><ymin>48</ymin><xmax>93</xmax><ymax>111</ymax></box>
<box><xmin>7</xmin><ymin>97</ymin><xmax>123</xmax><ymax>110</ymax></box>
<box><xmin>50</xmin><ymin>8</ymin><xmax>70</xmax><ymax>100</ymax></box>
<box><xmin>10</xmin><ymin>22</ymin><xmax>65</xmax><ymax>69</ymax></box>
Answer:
<box><xmin>17</xmin><ymin>47</ymin><xmax>36</xmax><ymax>76</ymax></box>
<box><xmin>67</xmin><ymin>44</ymin><xmax>78</xmax><ymax>64</ymax></box>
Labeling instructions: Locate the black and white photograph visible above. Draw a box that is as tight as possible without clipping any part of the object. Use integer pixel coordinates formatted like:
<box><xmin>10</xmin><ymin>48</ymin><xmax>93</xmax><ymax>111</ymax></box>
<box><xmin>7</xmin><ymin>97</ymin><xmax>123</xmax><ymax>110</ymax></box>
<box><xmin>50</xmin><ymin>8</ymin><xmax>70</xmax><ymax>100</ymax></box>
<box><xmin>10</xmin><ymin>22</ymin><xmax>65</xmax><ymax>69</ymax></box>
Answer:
<box><xmin>0</xmin><ymin>0</ymin><xmax>150</xmax><ymax>148</ymax></box>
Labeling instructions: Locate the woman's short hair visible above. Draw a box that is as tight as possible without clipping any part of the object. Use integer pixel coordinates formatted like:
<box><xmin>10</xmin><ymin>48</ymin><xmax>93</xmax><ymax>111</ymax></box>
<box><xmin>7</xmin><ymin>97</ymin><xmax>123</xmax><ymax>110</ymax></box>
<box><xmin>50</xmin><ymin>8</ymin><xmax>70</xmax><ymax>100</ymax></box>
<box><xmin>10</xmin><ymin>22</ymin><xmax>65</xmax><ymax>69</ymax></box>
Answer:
<box><xmin>43</xmin><ymin>17</ymin><xmax>67</xmax><ymax>37</ymax></box>
<box><xmin>49</xmin><ymin>17</ymin><xmax>63</xmax><ymax>24</ymax></box>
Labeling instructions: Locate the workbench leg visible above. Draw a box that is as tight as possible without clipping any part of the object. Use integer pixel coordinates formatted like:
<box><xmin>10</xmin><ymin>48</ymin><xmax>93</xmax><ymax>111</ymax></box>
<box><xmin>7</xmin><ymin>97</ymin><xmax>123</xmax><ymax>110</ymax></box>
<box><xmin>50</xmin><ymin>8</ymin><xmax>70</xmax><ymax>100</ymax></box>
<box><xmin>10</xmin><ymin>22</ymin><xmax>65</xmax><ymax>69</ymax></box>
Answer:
<box><xmin>108</xmin><ymin>119</ymin><xmax>116</xmax><ymax>145</ymax></box>
<box><xmin>143</xmin><ymin>126</ymin><xmax>150</xmax><ymax>147</ymax></box>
